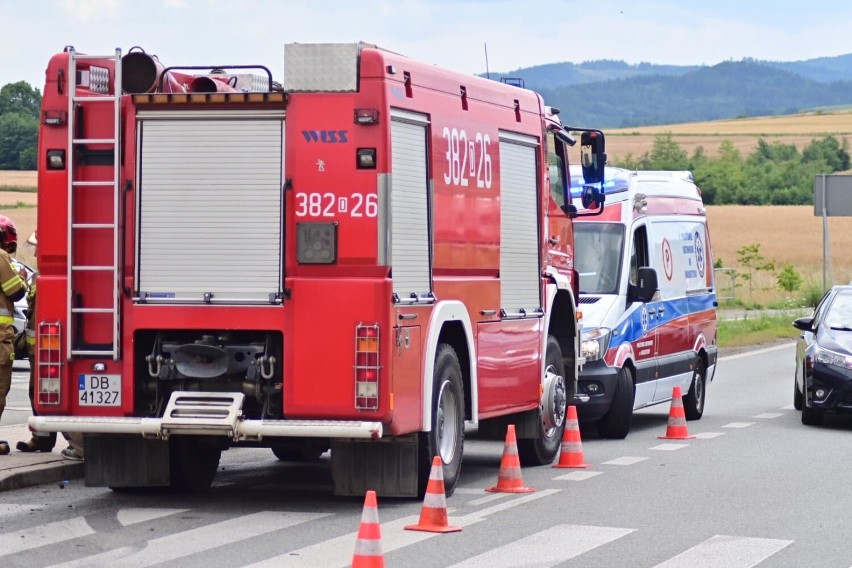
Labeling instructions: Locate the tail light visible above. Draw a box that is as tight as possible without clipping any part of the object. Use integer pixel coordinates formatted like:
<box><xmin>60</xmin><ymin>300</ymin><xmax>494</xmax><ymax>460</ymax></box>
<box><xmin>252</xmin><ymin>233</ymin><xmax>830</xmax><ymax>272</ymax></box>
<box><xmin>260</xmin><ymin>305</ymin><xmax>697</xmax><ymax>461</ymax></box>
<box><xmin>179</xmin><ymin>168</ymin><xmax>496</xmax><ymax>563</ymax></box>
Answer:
<box><xmin>354</xmin><ymin>323</ymin><xmax>380</xmax><ymax>410</ymax></box>
<box><xmin>37</xmin><ymin>322</ymin><xmax>62</xmax><ymax>405</ymax></box>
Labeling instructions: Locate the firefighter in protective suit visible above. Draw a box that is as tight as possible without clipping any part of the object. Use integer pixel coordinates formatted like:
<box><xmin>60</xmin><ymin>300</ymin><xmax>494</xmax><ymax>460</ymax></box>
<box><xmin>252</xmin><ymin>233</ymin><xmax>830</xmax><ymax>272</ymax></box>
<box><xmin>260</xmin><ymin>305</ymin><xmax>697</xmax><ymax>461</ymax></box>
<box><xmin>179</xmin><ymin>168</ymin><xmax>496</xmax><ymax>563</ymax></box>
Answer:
<box><xmin>0</xmin><ymin>216</ymin><xmax>27</xmax><ymax>456</ymax></box>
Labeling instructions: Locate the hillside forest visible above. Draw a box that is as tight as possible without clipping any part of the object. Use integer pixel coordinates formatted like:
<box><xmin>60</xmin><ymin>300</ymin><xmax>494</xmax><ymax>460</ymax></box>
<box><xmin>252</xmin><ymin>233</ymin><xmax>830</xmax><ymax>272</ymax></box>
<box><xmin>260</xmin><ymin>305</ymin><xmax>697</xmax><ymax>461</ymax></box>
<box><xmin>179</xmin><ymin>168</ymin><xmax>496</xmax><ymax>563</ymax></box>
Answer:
<box><xmin>1</xmin><ymin>78</ymin><xmax>850</xmax><ymax>206</ymax></box>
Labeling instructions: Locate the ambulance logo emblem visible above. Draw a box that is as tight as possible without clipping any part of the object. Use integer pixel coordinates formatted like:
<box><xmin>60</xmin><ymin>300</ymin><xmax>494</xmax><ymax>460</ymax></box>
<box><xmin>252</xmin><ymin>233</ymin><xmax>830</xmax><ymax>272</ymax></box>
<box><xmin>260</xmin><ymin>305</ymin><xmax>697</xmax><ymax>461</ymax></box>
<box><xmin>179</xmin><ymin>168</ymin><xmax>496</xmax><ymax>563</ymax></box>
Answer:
<box><xmin>694</xmin><ymin>231</ymin><xmax>705</xmax><ymax>277</ymax></box>
<box><xmin>662</xmin><ymin>238</ymin><xmax>674</xmax><ymax>281</ymax></box>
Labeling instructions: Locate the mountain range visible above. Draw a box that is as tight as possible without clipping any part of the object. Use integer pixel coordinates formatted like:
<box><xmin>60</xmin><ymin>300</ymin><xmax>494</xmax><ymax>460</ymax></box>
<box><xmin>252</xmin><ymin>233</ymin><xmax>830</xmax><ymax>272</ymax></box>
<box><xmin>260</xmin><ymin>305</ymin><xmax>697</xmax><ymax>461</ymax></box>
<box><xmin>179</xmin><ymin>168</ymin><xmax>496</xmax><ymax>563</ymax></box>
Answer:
<box><xmin>484</xmin><ymin>54</ymin><xmax>852</xmax><ymax>128</ymax></box>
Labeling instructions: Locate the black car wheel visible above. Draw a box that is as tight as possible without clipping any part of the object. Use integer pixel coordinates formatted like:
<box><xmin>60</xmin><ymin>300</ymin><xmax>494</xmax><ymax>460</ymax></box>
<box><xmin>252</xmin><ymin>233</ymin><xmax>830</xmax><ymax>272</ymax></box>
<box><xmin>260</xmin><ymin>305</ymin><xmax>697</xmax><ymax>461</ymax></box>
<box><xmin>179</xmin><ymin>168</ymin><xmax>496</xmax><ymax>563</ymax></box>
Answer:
<box><xmin>793</xmin><ymin>372</ymin><xmax>803</xmax><ymax>411</ymax></box>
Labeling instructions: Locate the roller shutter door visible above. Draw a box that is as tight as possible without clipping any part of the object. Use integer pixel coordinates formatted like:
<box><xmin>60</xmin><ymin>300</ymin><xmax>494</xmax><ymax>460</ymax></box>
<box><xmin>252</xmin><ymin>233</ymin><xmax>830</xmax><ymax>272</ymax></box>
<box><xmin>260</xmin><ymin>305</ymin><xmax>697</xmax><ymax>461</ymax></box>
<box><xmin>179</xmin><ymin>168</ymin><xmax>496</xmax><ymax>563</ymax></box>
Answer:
<box><xmin>499</xmin><ymin>132</ymin><xmax>541</xmax><ymax>315</ymax></box>
<box><xmin>390</xmin><ymin>111</ymin><xmax>432</xmax><ymax>302</ymax></box>
<box><xmin>136</xmin><ymin>114</ymin><xmax>284</xmax><ymax>304</ymax></box>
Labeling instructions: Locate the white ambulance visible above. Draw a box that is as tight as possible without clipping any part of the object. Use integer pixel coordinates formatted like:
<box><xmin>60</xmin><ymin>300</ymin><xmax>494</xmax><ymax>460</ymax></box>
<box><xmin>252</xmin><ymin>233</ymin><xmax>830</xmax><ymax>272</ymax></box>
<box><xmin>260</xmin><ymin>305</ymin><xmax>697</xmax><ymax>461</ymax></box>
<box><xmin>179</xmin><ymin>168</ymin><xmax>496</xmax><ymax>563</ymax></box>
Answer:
<box><xmin>570</xmin><ymin>166</ymin><xmax>718</xmax><ymax>438</ymax></box>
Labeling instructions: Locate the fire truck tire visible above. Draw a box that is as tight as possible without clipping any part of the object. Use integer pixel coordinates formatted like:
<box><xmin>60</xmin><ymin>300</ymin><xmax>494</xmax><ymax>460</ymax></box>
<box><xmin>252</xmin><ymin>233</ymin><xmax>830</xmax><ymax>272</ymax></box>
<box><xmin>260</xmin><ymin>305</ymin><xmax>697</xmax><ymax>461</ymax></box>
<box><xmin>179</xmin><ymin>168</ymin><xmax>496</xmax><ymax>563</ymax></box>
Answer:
<box><xmin>599</xmin><ymin>366</ymin><xmax>634</xmax><ymax>439</ymax></box>
<box><xmin>683</xmin><ymin>356</ymin><xmax>706</xmax><ymax>421</ymax></box>
<box><xmin>518</xmin><ymin>335</ymin><xmax>566</xmax><ymax>466</ymax></box>
<box><xmin>271</xmin><ymin>441</ymin><xmax>328</xmax><ymax>461</ymax></box>
<box><xmin>169</xmin><ymin>436</ymin><xmax>221</xmax><ymax>492</ymax></box>
<box><xmin>419</xmin><ymin>343</ymin><xmax>465</xmax><ymax>498</ymax></box>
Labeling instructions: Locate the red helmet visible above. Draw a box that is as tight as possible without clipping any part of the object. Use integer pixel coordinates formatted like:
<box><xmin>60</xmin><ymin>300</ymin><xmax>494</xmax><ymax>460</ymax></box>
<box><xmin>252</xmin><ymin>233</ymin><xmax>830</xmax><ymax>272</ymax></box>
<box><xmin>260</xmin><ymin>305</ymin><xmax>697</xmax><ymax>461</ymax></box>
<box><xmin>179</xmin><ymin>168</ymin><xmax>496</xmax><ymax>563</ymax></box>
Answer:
<box><xmin>0</xmin><ymin>216</ymin><xmax>18</xmax><ymax>254</ymax></box>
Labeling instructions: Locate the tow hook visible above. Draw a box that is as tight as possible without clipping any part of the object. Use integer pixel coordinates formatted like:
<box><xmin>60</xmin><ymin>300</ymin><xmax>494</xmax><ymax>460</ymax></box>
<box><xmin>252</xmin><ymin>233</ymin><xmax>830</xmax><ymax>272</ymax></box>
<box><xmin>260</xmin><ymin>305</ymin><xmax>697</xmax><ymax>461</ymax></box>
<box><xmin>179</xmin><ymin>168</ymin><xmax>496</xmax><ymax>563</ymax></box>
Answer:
<box><xmin>259</xmin><ymin>355</ymin><xmax>276</xmax><ymax>379</ymax></box>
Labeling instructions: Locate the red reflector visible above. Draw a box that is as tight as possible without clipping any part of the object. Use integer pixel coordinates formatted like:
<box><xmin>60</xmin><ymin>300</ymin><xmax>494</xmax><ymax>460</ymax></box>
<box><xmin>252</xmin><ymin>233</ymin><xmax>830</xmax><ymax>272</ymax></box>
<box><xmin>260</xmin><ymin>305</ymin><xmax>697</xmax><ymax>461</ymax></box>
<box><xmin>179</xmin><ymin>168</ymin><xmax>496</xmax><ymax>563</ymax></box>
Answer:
<box><xmin>43</xmin><ymin>365</ymin><xmax>59</xmax><ymax>378</ymax></box>
<box><xmin>358</xmin><ymin>369</ymin><xmax>378</xmax><ymax>382</ymax></box>
<box><xmin>43</xmin><ymin>324</ymin><xmax>59</xmax><ymax>335</ymax></box>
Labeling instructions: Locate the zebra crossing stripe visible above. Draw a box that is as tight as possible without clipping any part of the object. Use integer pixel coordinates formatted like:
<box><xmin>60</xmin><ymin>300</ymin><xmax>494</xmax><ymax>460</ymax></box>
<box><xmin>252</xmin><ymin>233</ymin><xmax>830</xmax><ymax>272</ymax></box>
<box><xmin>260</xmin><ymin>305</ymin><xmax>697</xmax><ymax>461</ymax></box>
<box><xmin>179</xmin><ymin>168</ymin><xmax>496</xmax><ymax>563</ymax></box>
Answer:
<box><xmin>46</xmin><ymin>511</ymin><xmax>327</xmax><ymax>568</ymax></box>
<box><xmin>445</xmin><ymin>524</ymin><xmax>634</xmax><ymax>568</ymax></box>
<box><xmin>652</xmin><ymin>535</ymin><xmax>793</xmax><ymax>568</ymax></box>
<box><xmin>248</xmin><ymin>490</ymin><xmax>560</xmax><ymax>567</ymax></box>
<box><xmin>0</xmin><ymin>508</ymin><xmax>187</xmax><ymax>558</ymax></box>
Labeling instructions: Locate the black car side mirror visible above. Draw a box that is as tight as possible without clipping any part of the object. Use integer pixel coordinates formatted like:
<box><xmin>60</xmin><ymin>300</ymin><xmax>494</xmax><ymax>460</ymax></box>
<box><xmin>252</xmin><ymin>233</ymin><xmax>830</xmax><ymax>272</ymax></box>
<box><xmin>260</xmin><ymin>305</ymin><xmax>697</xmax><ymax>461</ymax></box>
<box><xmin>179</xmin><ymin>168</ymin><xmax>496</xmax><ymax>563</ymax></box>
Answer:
<box><xmin>793</xmin><ymin>316</ymin><xmax>815</xmax><ymax>332</ymax></box>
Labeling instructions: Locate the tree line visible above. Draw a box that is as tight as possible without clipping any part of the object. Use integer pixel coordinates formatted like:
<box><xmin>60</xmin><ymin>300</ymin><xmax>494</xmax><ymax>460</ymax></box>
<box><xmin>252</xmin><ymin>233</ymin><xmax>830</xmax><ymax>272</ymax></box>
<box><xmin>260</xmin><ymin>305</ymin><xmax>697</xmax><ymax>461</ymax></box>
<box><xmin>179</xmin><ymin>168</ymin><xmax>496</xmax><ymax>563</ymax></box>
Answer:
<box><xmin>612</xmin><ymin>133</ymin><xmax>851</xmax><ymax>205</ymax></box>
<box><xmin>1</xmin><ymin>79</ymin><xmax>849</xmax><ymax>206</ymax></box>
<box><xmin>0</xmin><ymin>81</ymin><xmax>41</xmax><ymax>170</ymax></box>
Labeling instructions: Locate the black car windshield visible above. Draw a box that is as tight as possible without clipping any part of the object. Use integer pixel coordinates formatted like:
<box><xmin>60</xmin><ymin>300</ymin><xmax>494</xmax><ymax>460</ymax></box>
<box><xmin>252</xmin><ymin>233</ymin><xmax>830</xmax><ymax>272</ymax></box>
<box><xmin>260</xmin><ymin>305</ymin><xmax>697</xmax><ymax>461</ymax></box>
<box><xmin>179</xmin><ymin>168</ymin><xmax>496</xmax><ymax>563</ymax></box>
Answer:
<box><xmin>825</xmin><ymin>292</ymin><xmax>852</xmax><ymax>330</ymax></box>
<box><xmin>574</xmin><ymin>222</ymin><xmax>625</xmax><ymax>294</ymax></box>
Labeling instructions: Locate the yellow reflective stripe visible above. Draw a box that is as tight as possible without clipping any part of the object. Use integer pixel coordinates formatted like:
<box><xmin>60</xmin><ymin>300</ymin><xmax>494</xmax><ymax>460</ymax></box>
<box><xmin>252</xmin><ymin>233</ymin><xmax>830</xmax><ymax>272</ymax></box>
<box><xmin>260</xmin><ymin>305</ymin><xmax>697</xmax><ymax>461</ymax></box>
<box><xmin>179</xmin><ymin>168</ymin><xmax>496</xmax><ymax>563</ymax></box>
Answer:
<box><xmin>0</xmin><ymin>315</ymin><xmax>13</xmax><ymax>324</ymax></box>
<box><xmin>26</xmin><ymin>337</ymin><xmax>35</xmax><ymax>345</ymax></box>
<box><xmin>1</xmin><ymin>275</ymin><xmax>23</xmax><ymax>293</ymax></box>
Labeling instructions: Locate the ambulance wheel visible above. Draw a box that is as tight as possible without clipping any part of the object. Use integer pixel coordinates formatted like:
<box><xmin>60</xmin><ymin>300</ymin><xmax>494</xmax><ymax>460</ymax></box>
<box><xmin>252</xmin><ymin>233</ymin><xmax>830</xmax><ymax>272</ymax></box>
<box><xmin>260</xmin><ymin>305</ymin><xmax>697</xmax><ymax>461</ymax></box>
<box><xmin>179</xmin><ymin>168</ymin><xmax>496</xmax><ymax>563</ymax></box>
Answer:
<box><xmin>683</xmin><ymin>357</ymin><xmax>706</xmax><ymax>421</ymax></box>
<box><xmin>169</xmin><ymin>436</ymin><xmax>221</xmax><ymax>492</ymax></box>
<box><xmin>599</xmin><ymin>366</ymin><xmax>634</xmax><ymax>439</ymax></box>
<box><xmin>518</xmin><ymin>335</ymin><xmax>566</xmax><ymax>466</ymax></box>
<box><xmin>419</xmin><ymin>343</ymin><xmax>465</xmax><ymax>498</ymax></box>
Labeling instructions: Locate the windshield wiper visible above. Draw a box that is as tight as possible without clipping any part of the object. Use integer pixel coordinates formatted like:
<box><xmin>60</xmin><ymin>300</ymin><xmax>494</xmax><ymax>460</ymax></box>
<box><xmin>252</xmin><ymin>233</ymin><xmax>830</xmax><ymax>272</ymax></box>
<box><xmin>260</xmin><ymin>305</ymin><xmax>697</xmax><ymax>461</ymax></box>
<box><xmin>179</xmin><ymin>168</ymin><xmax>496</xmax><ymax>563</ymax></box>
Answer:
<box><xmin>829</xmin><ymin>326</ymin><xmax>852</xmax><ymax>331</ymax></box>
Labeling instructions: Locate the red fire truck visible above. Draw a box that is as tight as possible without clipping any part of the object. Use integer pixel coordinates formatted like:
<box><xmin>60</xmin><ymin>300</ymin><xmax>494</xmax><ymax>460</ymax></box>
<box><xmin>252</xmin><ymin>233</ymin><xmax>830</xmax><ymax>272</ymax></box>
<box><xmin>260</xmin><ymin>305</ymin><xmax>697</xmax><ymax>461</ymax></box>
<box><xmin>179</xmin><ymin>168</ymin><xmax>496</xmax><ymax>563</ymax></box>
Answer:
<box><xmin>30</xmin><ymin>43</ymin><xmax>606</xmax><ymax>496</ymax></box>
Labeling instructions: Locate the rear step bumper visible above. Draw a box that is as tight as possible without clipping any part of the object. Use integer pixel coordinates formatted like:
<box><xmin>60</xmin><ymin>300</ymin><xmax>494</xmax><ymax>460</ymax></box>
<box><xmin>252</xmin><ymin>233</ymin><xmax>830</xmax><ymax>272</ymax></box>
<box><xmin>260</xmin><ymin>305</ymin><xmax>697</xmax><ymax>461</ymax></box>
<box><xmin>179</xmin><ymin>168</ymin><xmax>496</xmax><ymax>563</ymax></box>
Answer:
<box><xmin>28</xmin><ymin>391</ymin><xmax>383</xmax><ymax>441</ymax></box>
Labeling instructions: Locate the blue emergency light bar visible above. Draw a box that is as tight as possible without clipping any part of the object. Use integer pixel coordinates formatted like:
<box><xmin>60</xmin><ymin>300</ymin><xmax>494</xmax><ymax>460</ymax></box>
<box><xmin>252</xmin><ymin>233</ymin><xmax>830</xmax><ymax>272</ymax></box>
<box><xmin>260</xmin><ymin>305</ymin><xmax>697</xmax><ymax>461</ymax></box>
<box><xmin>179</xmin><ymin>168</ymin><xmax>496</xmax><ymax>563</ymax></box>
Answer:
<box><xmin>569</xmin><ymin>165</ymin><xmax>631</xmax><ymax>198</ymax></box>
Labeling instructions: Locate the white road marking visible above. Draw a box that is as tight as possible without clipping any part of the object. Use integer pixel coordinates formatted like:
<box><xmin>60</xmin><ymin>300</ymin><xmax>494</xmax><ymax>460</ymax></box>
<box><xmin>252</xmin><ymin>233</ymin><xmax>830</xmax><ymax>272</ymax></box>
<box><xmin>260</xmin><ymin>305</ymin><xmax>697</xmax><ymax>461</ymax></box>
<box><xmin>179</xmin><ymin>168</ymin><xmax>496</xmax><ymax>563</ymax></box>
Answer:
<box><xmin>0</xmin><ymin>508</ymin><xmax>187</xmax><ymax>558</ymax></box>
<box><xmin>0</xmin><ymin>504</ymin><xmax>44</xmax><ymax>517</ymax></box>
<box><xmin>779</xmin><ymin>404</ymin><xmax>795</xmax><ymax>410</ymax></box>
<box><xmin>754</xmin><ymin>413</ymin><xmax>784</xmax><ymax>419</ymax></box>
<box><xmin>602</xmin><ymin>456</ymin><xmax>648</xmax><ymax>465</ymax></box>
<box><xmin>554</xmin><ymin>470</ymin><xmax>603</xmax><ymax>481</ymax></box>
<box><xmin>248</xmin><ymin>490</ymin><xmax>559</xmax><ymax>568</ymax></box>
<box><xmin>446</xmin><ymin>524</ymin><xmax>634</xmax><ymax>568</ymax></box>
<box><xmin>453</xmin><ymin>487</ymin><xmax>485</xmax><ymax>495</ymax></box>
<box><xmin>650</xmin><ymin>443</ymin><xmax>689</xmax><ymax>451</ymax></box>
<box><xmin>47</xmin><ymin>511</ymin><xmax>327</xmax><ymax>568</ymax></box>
<box><xmin>466</xmin><ymin>492</ymin><xmax>510</xmax><ymax>506</ymax></box>
<box><xmin>652</xmin><ymin>534</ymin><xmax>792</xmax><ymax>568</ymax></box>
<box><xmin>722</xmin><ymin>422</ymin><xmax>756</xmax><ymax>428</ymax></box>
<box><xmin>693</xmin><ymin>432</ymin><xmax>725</xmax><ymax>439</ymax></box>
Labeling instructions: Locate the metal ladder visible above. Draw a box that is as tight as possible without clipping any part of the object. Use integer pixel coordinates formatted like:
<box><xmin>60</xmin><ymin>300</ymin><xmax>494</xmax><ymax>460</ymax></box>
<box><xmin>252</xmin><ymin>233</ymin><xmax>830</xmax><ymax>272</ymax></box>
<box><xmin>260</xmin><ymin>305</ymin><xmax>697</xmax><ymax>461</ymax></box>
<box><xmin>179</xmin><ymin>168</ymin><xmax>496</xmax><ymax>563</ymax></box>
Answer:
<box><xmin>65</xmin><ymin>47</ymin><xmax>122</xmax><ymax>360</ymax></box>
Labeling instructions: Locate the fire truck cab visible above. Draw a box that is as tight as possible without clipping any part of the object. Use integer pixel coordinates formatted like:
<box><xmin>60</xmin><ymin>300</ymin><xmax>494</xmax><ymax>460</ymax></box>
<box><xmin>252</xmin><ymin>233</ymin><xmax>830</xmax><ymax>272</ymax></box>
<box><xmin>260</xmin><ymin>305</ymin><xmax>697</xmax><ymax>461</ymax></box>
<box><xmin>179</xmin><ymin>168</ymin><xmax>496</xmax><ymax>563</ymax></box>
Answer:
<box><xmin>30</xmin><ymin>43</ymin><xmax>606</xmax><ymax>496</ymax></box>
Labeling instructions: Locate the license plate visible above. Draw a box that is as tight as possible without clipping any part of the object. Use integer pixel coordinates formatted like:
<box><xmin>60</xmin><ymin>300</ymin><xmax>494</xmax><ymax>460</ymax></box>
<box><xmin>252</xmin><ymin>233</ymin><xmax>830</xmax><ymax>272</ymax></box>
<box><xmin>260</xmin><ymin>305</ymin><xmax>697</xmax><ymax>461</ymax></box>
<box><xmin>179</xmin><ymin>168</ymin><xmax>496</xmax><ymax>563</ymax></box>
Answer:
<box><xmin>78</xmin><ymin>374</ymin><xmax>121</xmax><ymax>406</ymax></box>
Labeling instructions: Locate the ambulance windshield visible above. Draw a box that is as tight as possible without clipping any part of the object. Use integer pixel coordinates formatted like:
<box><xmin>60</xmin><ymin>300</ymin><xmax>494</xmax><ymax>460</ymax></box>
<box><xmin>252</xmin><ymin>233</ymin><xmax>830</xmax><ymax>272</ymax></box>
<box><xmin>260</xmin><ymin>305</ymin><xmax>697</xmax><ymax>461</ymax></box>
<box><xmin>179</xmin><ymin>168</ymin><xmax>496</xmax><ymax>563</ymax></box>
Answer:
<box><xmin>575</xmin><ymin>223</ymin><xmax>625</xmax><ymax>295</ymax></box>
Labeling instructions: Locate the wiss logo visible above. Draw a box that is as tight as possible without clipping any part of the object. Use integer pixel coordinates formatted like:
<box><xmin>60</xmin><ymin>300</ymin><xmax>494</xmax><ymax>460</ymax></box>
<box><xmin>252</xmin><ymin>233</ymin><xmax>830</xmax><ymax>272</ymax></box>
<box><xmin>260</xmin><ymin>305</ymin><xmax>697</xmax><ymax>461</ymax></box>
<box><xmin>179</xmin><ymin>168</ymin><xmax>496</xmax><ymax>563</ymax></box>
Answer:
<box><xmin>301</xmin><ymin>130</ymin><xmax>349</xmax><ymax>143</ymax></box>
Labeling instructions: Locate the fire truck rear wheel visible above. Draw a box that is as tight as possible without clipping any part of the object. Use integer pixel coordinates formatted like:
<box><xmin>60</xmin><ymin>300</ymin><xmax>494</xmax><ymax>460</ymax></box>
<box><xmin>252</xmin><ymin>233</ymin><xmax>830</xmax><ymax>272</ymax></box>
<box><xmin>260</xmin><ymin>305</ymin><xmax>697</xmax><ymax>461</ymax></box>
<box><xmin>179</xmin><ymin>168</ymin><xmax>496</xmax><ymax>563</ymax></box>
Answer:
<box><xmin>518</xmin><ymin>335</ymin><xmax>566</xmax><ymax>466</ymax></box>
<box><xmin>599</xmin><ymin>366</ymin><xmax>634</xmax><ymax>439</ymax></box>
<box><xmin>169</xmin><ymin>436</ymin><xmax>221</xmax><ymax>492</ymax></box>
<box><xmin>419</xmin><ymin>343</ymin><xmax>465</xmax><ymax>498</ymax></box>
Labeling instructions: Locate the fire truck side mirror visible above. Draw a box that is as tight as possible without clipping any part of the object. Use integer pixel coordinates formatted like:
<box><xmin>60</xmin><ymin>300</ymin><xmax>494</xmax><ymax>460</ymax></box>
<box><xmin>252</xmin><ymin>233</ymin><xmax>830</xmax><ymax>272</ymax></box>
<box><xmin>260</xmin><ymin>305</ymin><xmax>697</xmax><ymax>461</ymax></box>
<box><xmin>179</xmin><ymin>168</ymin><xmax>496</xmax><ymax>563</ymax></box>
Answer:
<box><xmin>580</xmin><ymin>130</ymin><xmax>606</xmax><ymax>185</ymax></box>
<box><xmin>580</xmin><ymin>185</ymin><xmax>604</xmax><ymax>211</ymax></box>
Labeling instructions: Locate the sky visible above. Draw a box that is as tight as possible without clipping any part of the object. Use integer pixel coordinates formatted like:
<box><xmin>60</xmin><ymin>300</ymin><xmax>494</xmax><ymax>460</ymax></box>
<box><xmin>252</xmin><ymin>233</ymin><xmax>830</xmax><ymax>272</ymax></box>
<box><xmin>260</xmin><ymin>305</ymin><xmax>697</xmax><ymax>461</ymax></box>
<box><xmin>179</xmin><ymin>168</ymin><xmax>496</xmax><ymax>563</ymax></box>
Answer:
<box><xmin>2</xmin><ymin>0</ymin><xmax>852</xmax><ymax>90</ymax></box>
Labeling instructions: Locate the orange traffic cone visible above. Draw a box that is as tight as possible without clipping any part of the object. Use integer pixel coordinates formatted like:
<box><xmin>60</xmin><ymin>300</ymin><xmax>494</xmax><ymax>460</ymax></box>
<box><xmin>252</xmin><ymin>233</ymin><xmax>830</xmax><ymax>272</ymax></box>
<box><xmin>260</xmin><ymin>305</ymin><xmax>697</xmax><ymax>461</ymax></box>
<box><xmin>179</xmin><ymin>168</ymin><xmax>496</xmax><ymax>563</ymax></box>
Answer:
<box><xmin>405</xmin><ymin>456</ymin><xmax>462</xmax><ymax>533</ymax></box>
<box><xmin>658</xmin><ymin>386</ymin><xmax>696</xmax><ymax>440</ymax></box>
<box><xmin>486</xmin><ymin>424</ymin><xmax>535</xmax><ymax>493</ymax></box>
<box><xmin>351</xmin><ymin>490</ymin><xmax>385</xmax><ymax>568</ymax></box>
<box><xmin>553</xmin><ymin>406</ymin><xmax>588</xmax><ymax>468</ymax></box>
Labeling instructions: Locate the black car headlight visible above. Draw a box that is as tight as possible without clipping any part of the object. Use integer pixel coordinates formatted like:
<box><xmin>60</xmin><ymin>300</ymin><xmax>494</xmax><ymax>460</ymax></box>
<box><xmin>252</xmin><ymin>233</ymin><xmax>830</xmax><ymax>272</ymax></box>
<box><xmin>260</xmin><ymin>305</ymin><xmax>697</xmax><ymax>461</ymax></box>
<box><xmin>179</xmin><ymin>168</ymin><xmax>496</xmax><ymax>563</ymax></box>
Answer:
<box><xmin>814</xmin><ymin>345</ymin><xmax>852</xmax><ymax>371</ymax></box>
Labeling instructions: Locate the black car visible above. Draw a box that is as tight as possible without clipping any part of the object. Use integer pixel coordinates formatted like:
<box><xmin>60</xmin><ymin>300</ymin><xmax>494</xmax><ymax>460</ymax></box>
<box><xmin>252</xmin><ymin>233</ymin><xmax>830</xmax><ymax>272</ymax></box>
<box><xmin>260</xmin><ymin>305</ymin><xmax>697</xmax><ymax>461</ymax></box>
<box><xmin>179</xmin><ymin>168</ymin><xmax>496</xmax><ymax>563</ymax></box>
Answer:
<box><xmin>793</xmin><ymin>285</ymin><xmax>852</xmax><ymax>425</ymax></box>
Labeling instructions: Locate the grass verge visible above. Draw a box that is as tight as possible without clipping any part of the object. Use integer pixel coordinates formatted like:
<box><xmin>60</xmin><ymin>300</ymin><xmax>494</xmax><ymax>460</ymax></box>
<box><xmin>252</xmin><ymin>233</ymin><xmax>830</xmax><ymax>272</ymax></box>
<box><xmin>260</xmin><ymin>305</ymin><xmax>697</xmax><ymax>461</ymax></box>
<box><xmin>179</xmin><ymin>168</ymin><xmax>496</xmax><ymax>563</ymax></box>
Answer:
<box><xmin>718</xmin><ymin>314</ymin><xmax>801</xmax><ymax>349</ymax></box>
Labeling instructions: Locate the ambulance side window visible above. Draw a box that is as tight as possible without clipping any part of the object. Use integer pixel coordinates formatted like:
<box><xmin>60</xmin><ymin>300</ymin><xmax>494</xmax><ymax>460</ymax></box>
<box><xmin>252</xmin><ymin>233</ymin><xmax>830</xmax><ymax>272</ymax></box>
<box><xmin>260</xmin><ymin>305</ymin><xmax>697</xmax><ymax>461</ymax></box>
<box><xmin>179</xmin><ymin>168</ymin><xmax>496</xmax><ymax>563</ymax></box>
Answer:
<box><xmin>629</xmin><ymin>225</ymin><xmax>650</xmax><ymax>287</ymax></box>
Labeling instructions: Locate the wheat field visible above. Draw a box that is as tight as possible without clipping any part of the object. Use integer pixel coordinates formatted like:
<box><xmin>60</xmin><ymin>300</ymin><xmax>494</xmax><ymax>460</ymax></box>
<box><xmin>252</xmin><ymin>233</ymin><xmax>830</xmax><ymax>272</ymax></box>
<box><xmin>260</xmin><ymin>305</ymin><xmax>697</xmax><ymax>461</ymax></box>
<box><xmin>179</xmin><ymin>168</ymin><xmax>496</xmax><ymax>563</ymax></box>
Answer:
<box><xmin>603</xmin><ymin>110</ymin><xmax>852</xmax><ymax>160</ymax></box>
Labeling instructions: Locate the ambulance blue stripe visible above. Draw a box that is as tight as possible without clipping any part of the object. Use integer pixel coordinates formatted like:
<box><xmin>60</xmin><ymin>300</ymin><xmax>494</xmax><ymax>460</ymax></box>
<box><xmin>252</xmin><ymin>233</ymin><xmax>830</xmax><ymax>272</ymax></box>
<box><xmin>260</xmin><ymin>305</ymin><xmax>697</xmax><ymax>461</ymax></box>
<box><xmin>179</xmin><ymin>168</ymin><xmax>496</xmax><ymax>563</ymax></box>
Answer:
<box><xmin>590</xmin><ymin>292</ymin><xmax>717</xmax><ymax>349</ymax></box>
